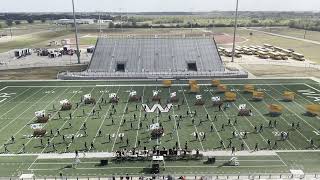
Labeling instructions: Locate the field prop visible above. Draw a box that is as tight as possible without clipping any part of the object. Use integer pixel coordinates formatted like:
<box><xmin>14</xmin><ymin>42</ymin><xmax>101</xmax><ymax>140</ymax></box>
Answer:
<box><xmin>150</xmin><ymin>123</ymin><xmax>164</xmax><ymax>139</ymax></box>
<box><xmin>83</xmin><ymin>94</ymin><xmax>96</xmax><ymax>104</ymax></box>
<box><xmin>238</xmin><ymin>104</ymin><xmax>251</xmax><ymax>116</ymax></box>
<box><xmin>195</xmin><ymin>95</ymin><xmax>205</xmax><ymax>105</ymax></box>
<box><xmin>128</xmin><ymin>90</ymin><xmax>141</xmax><ymax>102</ymax></box>
<box><xmin>162</xmin><ymin>80</ymin><xmax>172</xmax><ymax>88</ymax></box>
<box><xmin>283</xmin><ymin>91</ymin><xmax>295</xmax><ymax>102</ymax></box>
<box><xmin>225</xmin><ymin>92</ymin><xmax>237</xmax><ymax>102</ymax></box>
<box><xmin>305</xmin><ymin>104</ymin><xmax>320</xmax><ymax>117</ymax></box>
<box><xmin>244</xmin><ymin>84</ymin><xmax>255</xmax><ymax>93</ymax></box>
<box><xmin>189</xmin><ymin>80</ymin><xmax>198</xmax><ymax>87</ymax></box>
<box><xmin>152</xmin><ymin>90</ymin><xmax>161</xmax><ymax>101</ymax></box>
<box><xmin>31</xmin><ymin>124</ymin><xmax>46</xmax><ymax>137</ymax></box>
<box><xmin>252</xmin><ymin>91</ymin><xmax>264</xmax><ymax>101</ymax></box>
<box><xmin>217</xmin><ymin>84</ymin><xmax>227</xmax><ymax>93</ymax></box>
<box><xmin>211</xmin><ymin>80</ymin><xmax>221</xmax><ymax>87</ymax></box>
<box><xmin>212</xmin><ymin>96</ymin><xmax>223</xmax><ymax>106</ymax></box>
<box><xmin>268</xmin><ymin>104</ymin><xmax>283</xmax><ymax>117</ymax></box>
<box><xmin>35</xmin><ymin>110</ymin><xmax>49</xmax><ymax>123</ymax></box>
<box><xmin>169</xmin><ymin>91</ymin><xmax>179</xmax><ymax>103</ymax></box>
<box><xmin>190</xmin><ymin>84</ymin><xmax>200</xmax><ymax>93</ymax></box>
<box><xmin>60</xmin><ymin>99</ymin><xmax>72</xmax><ymax>111</ymax></box>
<box><xmin>109</xmin><ymin>93</ymin><xmax>119</xmax><ymax>103</ymax></box>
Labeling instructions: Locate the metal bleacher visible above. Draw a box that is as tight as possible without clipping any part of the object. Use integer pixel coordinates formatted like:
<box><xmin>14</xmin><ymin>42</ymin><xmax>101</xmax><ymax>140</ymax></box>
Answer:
<box><xmin>58</xmin><ymin>35</ymin><xmax>248</xmax><ymax>80</ymax></box>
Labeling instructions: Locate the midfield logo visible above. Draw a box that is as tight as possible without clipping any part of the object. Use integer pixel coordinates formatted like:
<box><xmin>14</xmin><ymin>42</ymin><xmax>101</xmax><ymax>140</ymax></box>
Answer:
<box><xmin>142</xmin><ymin>104</ymin><xmax>173</xmax><ymax>113</ymax></box>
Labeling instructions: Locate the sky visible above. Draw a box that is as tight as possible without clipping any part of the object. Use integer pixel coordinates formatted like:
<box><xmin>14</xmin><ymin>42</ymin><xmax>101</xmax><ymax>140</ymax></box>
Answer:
<box><xmin>0</xmin><ymin>0</ymin><xmax>319</xmax><ymax>12</ymax></box>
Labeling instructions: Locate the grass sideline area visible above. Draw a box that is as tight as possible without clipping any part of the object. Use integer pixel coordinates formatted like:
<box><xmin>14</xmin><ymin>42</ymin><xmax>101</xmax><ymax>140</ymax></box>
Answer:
<box><xmin>0</xmin><ymin>78</ymin><xmax>319</xmax><ymax>177</ymax></box>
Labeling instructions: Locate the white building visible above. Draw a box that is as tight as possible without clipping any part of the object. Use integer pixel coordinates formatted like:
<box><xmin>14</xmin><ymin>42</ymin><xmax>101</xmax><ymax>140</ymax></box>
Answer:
<box><xmin>56</xmin><ymin>19</ymin><xmax>95</xmax><ymax>25</ymax></box>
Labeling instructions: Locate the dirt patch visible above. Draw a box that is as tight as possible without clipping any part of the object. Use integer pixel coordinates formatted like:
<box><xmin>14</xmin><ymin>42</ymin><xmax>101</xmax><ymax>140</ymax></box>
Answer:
<box><xmin>214</xmin><ymin>33</ymin><xmax>246</xmax><ymax>45</ymax></box>
<box><xmin>241</xmin><ymin>64</ymin><xmax>320</xmax><ymax>78</ymax></box>
<box><xmin>0</xmin><ymin>65</ymin><xmax>87</xmax><ymax>80</ymax></box>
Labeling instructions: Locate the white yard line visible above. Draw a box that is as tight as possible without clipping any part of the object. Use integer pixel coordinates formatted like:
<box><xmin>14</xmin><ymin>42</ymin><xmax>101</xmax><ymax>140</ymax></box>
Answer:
<box><xmin>1</xmin><ymin>149</ymin><xmax>320</xmax><ymax>158</ymax></box>
<box><xmin>0</xmin><ymin>87</ymin><xmax>31</xmax><ymax>109</ymax></box>
<box><xmin>265</xmin><ymin>85</ymin><xmax>316</xmax><ymax>141</ymax></box>
<box><xmin>0</xmin><ymin>87</ymin><xmax>65</xmax><ymax>151</ymax></box>
<box><xmin>28</xmin><ymin>87</ymin><xmax>95</xmax><ymax>170</ymax></box>
<box><xmin>111</xmin><ymin>87</ymin><xmax>133</xmax><ymax>152</ymax></box>
<box><xmin>134</xmin><ymin>86</ymin><xmax>146</xmax><ymax>148</ymax></box>
<box><xmin>304</xmin><ymin>83</ymin><xmax>320</xmax><ymax>93</ymax></box>
<box><xmin>202</xmin><ymin>87</ymin><xmax>225</xmax><ymax>149</ymax></box>
<box><xmin>276</xmin><ymin>153</ymin><xmax>289</xmax><ymax>166</ymax></box>
<box><xmin>92</xmin><ymin>86</ymin><xmax>121</xmax><ymax>143</ymax></box>
<box><xmin>265</xmin><ymin>85</ymin><xmax>319</xmax><ymax>132</ymax></box>
<box><xmin>232</xmin><ymin>87</ymin><xmax>297</xmax><ymax>150</ymax></box>
<box><xmin>206</xmin><ymin>86</ymin><xmax>251</xmax><ymax>150</ymax></box>
<box><xmin>180</xmin><ymin>86</ymin><xmax>205</xmax><ymax>151</ymax></box>
<box><xmin>156</xmin><ymin>86</ymin><xmax>160</xmax><ymax>145</ymax></box>
<box><xmin>0</xmin><ymin>88</ymin><xmax>44</xmax><ymax>131</ymax></box>
<box><xmin>0</xmin><ymin>86</ymin><xmax>8</xmax><ymax>92</ymax></box>
<box><xmin>168</xmin><ymin>87</ymin><xmax>181</xmax><ymax>149</ymax></box>
<box><xmin>63</xmin><ymin>87</ymin><xmax>103</xmax><ymax>149</ymax></box>
<box><xmin>7</xmin><ymin>83</ymin><xmax>307</xmax><ymax>88</ymax></box>
<box><xmin>21</xmin><ymin>87</ymin><xmax>82</xmax><ymax>151</ymax></box>
<box><xmin>265</xmin><ymin>85</ymin><xmax>319</xmax><ymax>149</ymax></box>
<box><xmin>29</xmin><ymin>165</ymin><xmax>287</xmax><ymax>171</ymax></box>
<box><xmin>231</xmin><ymin>102</ymin><xmax>269</xmax><ymax>146</ymax></box>
<box><xmin>0</xmin><ymin>88</ymin><xmax>46</xmax><ymax>133</ymax></box>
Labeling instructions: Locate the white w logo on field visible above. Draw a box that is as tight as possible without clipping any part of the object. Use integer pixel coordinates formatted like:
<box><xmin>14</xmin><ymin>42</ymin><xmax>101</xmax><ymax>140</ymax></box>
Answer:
<box><xmin>142</xmin><ymin>104</ymin><xmax>173</xmax><ymax>113</ymax></box>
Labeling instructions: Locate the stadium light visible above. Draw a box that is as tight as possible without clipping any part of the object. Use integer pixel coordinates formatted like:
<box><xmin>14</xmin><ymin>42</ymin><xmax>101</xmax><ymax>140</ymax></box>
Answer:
<box><xmin>231</xmin><ymin>0</ymin><xmax>239</xmax><ymax>63</ymax></box>
<box><xmin>72</xmin><ymin>0</ymin><xmax>81</xmax><ymax>64</ymax></box>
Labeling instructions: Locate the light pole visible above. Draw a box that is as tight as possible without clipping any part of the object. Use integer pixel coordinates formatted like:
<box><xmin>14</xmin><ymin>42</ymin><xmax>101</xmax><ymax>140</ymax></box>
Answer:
<box><xmin>72</xmin><ymin>0</ymin><xmax>81</xmax><ymax>64</ymax></box>
<box><xmin>231</xmin><ymin>0</ymin><xmax>239</xmax><ymax>63</ymax></box>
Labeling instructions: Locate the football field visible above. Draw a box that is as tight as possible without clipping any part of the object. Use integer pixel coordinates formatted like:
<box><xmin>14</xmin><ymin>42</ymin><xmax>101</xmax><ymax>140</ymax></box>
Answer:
<box><xmin>0</xmin><ymin>79</ymin><xmax>319</xmax><ymax>177</ymax></box>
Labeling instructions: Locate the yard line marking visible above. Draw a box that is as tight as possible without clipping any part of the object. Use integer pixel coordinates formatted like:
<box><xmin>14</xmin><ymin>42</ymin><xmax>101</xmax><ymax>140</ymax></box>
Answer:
<box><xmin>268</xmin><ymin>85</ymin><xmax>316</xmax><ymax>138</ymax></box>
<box><xmin>134</xmin><ymin>86</ymin><xmax>146</xmax><ymax>148</ymax></box>
<box><xmin>0</xmin><ymin>88</ymin><xmax>42</xmax><ymax>129</ymax></box>
<box><xmin>155</xmin><ymin>86</ymin><xmax>160</xmax><ymax>145</ymax></box>
<box><xmin>21</xmin><ymin>87</ymin><xmax>82</xmax><ymax>152</ymax></box>
<box><xmin>231</xmin><ymin>86</ymin><xmax>297</xmax><ymax>150</ymax></box>
<box><xmin>0</xmin><ymin>88</ymin><xmax>45</xmax><ymax>133</ymax></box>
<box><xmin>59</xmin><ymin>87</ymin><xmax>99</xmax><ymax>149</ymax></box>
<box><xmin>31</xmin><ymin>159</ymin><xmax>283</xmax><ymax>165</ymax></box>
<box><xmin>180</xmin><ymin>86</ymin><xmax>204</xmax><ymax>151</ymax></box>
<box><xmin>168</xmin><ymin>87</ymin><xmax>181</xmax><ymax>150</ymax></box>
<box><xmin>92</xmin><ymin>86</ymin><xmax>121</xmax><ymax>143</ymax></box>
<box><xmin>7</xmin><ymin>83</ymin><xmax>306</xmax><ymax>88</ymax></box>
<box><xmin>266</xmin><ymin>85</ymin><xmax>319</xmax><ymax>132</ymax></box>
<box><xmin>265</xmin><ymin>85</ymin><xmax>318</xmax><ymax>148</ymax></box>
<box><xmin>231</xmin><ymin>102</ymin><xmax>269</xmax><ymax>147</ymax></box>
<box><xmin>29</xmin><ymin>165</ymin><xmax>287</xmax><ymax>171</ymax></box>
<box><xmin>202</xmin><ymin>87</ymin><xmax>225</xmax><ymax>149</ymax></box>
<box><xmin>0</xmin><ymin>86</ymin><xmax>8</xmax><ymax>92</ymax></box>
<box><xmin>284</xmin><ymin>84</ymin><xmax>320</xmax><ymax>123</ymax></box>
<box><xmin>304</xmin><ymin>83</ymin><xmax>320</xmax><ymax>93</ymax></box>
<box><xmin>28</xmin><ymin>87</ymin><xmax>95</xmax><ymax>170</ymax></box>
<box><xmin>0</xmin><ymin>87</ymin><xmax>31</xmax><ymax>109</ymax></box>
<box><xmin>276</xmin><ymin>153</ymin><xmax>288</xmax><ymax>166</ymax></box>
<box><xmin>205</xmin><ymin>86</ymin><xmax>251</xmax><ymax>151</ymax></box>
<box><xmin>111</xmin><ymin>86</ymin><xmax>132</xmax><ymax>152</ymax></box>
<box><xmin>0</xmin><ymin>87</ymin><xmax>64</xmax><ymax>151</ymax></box>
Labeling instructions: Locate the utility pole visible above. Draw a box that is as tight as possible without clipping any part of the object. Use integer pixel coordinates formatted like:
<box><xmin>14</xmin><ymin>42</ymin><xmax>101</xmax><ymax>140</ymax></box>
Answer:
<box><xmin>231</xmin><ymin>0</ymin><xmax>239</xmax><ymax>63</ymax></box>
<box><xmin>99</xmin><ymin>12</ymin><xmax>102</xmax><ymax>36</ymax></box>
<box><xmin>72</xmin><ymin>0</ymin><xmax>81</xmax><ymax>64</ymax></box>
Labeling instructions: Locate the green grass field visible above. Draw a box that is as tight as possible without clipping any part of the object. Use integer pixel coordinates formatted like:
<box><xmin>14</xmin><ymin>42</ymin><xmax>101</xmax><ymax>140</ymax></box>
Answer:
<box><xmin>0</xmin><ymin>79</ymin><xmax>319</xmax><ymax>177</ymax></box>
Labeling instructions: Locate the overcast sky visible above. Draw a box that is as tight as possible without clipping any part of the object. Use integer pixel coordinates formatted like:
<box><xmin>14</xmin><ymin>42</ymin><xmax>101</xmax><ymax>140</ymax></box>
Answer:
<box><xmin>0</xmin><ymin>0</ymin><xmax>319</xmax><ymax>12</ymax></box>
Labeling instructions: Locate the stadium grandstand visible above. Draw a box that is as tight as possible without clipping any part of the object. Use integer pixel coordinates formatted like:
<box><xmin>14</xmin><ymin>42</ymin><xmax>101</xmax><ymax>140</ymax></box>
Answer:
<box><xmin>58</xmin><ymin>35</ymin><xmax>248</xmax><ymax>79</ymax></box>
